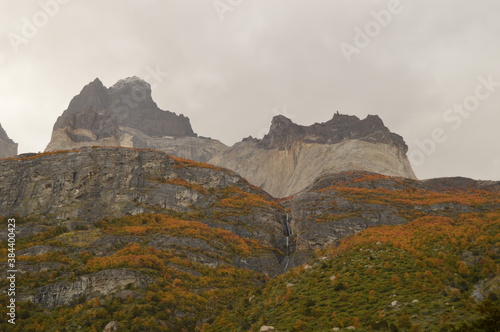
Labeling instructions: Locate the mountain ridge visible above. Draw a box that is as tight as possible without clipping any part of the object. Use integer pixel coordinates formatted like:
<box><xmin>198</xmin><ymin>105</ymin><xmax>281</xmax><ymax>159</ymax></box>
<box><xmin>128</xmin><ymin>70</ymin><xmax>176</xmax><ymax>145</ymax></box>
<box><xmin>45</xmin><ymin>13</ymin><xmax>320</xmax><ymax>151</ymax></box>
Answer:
<box><xmin>0</xmin><ymin>123</ymin><xmax>17</xmax><ymax>158</ymax></box>
<box><xmin>45</xmin><ymin>77</ymin><xmax>228</xmax><ymax>162</ymax></box>
<box><xmin>256</xmin><ymin>113</ymin><xmax>408</xmax><ymax>152</ymax></box>
<box><xmin>42</xmin><ymin>77</ymin><xmax>418</xmax><ymax>195</ymax></box>
<box><xmin>210</xmin><ymin>113</ymin><xmax>416</xmax><ymax>197</ymax></box>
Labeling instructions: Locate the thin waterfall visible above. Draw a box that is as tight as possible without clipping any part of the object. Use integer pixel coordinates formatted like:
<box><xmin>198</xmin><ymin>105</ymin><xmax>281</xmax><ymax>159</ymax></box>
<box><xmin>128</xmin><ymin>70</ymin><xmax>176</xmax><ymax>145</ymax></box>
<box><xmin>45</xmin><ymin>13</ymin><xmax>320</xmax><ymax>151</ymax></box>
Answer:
<box><xmin>283</xmin><ymin>213</ymin><xmax>292</xmax><ymax>269</ymax></box>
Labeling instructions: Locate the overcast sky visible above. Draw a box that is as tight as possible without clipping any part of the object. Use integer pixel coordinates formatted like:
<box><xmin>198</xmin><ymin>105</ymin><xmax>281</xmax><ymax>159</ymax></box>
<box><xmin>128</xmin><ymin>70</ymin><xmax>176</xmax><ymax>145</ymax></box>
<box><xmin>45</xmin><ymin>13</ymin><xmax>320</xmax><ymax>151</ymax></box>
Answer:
<box><xmin>1</xmin><ymin>0</ymin><xmax>499</xmax><ymax>180</ymax></box>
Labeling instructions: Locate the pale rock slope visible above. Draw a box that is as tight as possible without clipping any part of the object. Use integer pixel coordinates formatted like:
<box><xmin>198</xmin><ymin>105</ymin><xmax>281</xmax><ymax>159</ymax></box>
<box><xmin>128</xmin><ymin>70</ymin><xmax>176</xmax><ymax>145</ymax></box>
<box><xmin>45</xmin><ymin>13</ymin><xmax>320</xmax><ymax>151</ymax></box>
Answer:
<box><xmin>209</xmin><ymin>113</ymin><xmax>416</xmax><ymax>197</ymax></box>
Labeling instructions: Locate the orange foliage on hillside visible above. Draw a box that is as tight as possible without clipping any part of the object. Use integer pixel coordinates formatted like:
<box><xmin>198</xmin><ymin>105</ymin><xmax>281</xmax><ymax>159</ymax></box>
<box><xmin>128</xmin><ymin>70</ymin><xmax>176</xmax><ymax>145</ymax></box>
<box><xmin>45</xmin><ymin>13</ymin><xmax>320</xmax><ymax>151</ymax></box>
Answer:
<box><xmin>99</xmin><ymin>213</ymin><xmax>263</xmax><ymax>256</ymax></box>
<box><xmin>323</xmin><ymin>211</ymin><xmax>499</xmax><ymax>278</ymax></box>
<box><xmin>216</xmin><ymin>186</ymin><xmax>283</xmax><ymax>213</ymax></box>
<box><xmin>320</xmin><ymin>182</ymin><xmax>499</xmax><ymax>207</ymax></box>
<box><xmin>4</xmin><ymin>149</ymin><xmax>81</xmax><ymax>161</ymax></box>
<box><xmin>149</xmin><ymin>176</ymin><xmax>209</xmax><ymax>194</ymax></box>
<box><xmin>86</xmin><ymin>243</ymin><xmax>166</xmax><ymax>272</ymax></box>
<box><xmin>348</xmin><ymin>172</ymin><xmax>402</xmax><ymax>183</ymax></box>
<box><xmin>170</xmin><ymin>155</ymin><xmax>227</xmax><ymax>171</ymax></box>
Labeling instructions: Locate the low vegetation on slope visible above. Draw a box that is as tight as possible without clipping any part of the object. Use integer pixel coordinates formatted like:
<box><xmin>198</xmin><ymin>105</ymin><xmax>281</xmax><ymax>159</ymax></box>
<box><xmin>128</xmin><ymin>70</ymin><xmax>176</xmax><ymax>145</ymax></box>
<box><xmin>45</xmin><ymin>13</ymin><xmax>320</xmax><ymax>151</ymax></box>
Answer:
<box><xmin>0</xmin><ymin>213</ymin><xmax>269</xmax><ymax>331</ymax></box>
<box><xmin>1</xmin><ymin>169</ymin><xmax>498</xmax><ymax>331</ymax></box>
<box><xmin>285</xmin><ymin>172</ymin><xmax>500</xmax><ymax>256</ymax></box>
<box><xmin>205</xmin><ymin>212</ymin><xmax>499</xmax><ymax>331</ymax></box>
<box><xmin>203</xmin><ymin>173</ymin><xmax>500</xmax><ymax>331</ymax></box>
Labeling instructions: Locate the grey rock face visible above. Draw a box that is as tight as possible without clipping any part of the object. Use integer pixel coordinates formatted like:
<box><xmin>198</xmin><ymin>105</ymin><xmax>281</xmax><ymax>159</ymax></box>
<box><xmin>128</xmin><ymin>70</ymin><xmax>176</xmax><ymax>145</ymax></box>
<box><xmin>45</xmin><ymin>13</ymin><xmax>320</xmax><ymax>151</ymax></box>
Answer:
<box><xmin>281</xmin><ymin>171</ymin><xmax>500</xmax><ymax>268</ymax></box>
<box><xmin>0</xmin><ymin>147</ymin><xmax>277</xmax><ymax>221</ymax></box>
<box><xmin>472</xmin><ymin>276</ymin><xmax>500</xmax><ymax>303</ymax></box>
<box><xmin>45</xmin><ymin>77</ymin><xmax>227</xmax><ymax>162</ymax></box>
<box><xmin>210</xmin><ymin>114</ymin><xmax>416</xmax><ymax>197</ymax></box>
<box><xmin>0</xmin><ymin>147</ymin><xmax>287</xmax><ymax>275</ymax></box>
<box><xmin>0</xmin><ymin>123</ymin><xmax>18</xmax><ymax>158</ymax></box>
<box><xmin>17</xmin><ymin>245</ymin><xmax>60</xmax><ymax>256</ymax></box>
<box><xmin>423</xmin><ymin>176</ymin><xmax>500</xmax><ymax>192</ymax></box>
<box><xmin>20</xmin><ymin>269</ymin><xmax>153</xmax><ymax>308</ymax></box>
<box><xmin>104</xmin><ymin>321</ymin><xmax>119</xmax><ymax>332</ymax></box>
<box><xmin>258</xmin><ymin>113</ymin><xmax>408</xmax><ymax>151</ymax></box>
<box><xmin>53</xmin><ymin>77</ymin><xmax>195</xmax><ymax>138</ymax></box>
<box><xmin>287</xmin><ymin>191</ymin><xmax>407</xmax><ymax>253</ymax></box>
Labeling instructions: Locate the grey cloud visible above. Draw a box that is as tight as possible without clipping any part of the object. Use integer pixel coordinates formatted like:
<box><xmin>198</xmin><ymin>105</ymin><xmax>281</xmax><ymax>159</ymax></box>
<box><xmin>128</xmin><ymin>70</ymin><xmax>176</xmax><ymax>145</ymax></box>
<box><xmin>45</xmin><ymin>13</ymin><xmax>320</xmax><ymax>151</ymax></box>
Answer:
<box><xmin>0</xmin><ymin>0</ymin><xmax>498</xmax><ymax>180</ymax></box>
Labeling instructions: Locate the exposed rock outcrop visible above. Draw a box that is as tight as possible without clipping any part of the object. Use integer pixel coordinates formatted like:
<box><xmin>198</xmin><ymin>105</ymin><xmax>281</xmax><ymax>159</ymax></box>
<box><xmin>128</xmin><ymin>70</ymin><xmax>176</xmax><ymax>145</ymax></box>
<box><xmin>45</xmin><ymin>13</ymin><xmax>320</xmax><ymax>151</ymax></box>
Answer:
<box><xmin>282</xmin><ymin>171</ymin><xmax>500</xmax><ymax>267</ymax></box>
<box><xmin>209</xmin><ymin>113</ymin><xmax>416</xmax><ymax>197</ymax></box>
<box><xmin>0</xmin><ymin>147</ymin><xmax>287</xmax><ymax>276</ymax></box>
<box><xmin>20</xmin><ymin>269</ymin><xmax>153</xmax><ymax>308</ymax></box>
<box><xmin>45</xmin><ymin>77</ymin><xmax>227</xmax><ymax>162</ymax></box>
<box><xmin>104</xmin><ymin>321</ymin><xmax>119</xmax><ymax>332</ymax></box>
<box><xmin>0</xmin><ymin>123</ymin><xmax>17</xmax><ymax>158</ymax></box>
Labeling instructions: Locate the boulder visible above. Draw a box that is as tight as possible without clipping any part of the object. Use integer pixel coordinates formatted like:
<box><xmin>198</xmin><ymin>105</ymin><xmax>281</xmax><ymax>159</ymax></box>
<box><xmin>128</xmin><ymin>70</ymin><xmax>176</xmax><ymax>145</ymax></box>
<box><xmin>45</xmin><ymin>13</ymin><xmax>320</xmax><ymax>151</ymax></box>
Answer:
<box><xmin>104</xmin><ymin>321</ymin><xmax>119</xmax><ymax>332</ymax></box>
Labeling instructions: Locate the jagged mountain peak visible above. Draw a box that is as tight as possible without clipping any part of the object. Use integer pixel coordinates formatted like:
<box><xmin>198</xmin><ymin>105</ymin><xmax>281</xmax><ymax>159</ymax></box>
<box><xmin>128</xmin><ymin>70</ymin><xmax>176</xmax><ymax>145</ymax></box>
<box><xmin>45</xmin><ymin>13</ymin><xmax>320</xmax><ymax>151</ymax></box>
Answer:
<box><xmin>330</xmin><ymin>111</ymin><xmax>360</xmax><ymax>122</ymax></box>
<box><xmin>90</xmin><ymin>77</ymin><xmax>104</xmax><ymax>86</ymax></box>
<box><xmin>107</xmin><ymin>76</ymin><xmax>156</xmax><ymax>111</ymax></box>
<box><xmin>271</xmin><ymin>114</ymin><xmax>294</xmax><ymax>125</ymax></box>
<box><xmin>268</xmin><ymin>115</ymin><xmax>299</xmax><ymax>133</ymax></box>
<box><xmin>45</xmin><ymin>77</ymin><xmax>223</xmax><ymax>155</ymax></box>
<box><xmin>258</xmin><ymin>113</ymin><xmax>407</xmax><ymax>152</ymax></box>
<box><xmin>0</xmin><ymin>122</ymin><xmax>18</xmax><ymax>158</ymax></box>
<box><xmin>65</xmin><ymin>78</ymin><xmax>109</xmax><ymax>112</ymax></box>
<box><xmin>108</xmin><ymin>76</ymin><xmax>152</xmax><ymax>98</ymax></box>
<box><xmin>0</xmin><ymin>122</ymin><xmax>14</xmax><ymax>143</ymax></box>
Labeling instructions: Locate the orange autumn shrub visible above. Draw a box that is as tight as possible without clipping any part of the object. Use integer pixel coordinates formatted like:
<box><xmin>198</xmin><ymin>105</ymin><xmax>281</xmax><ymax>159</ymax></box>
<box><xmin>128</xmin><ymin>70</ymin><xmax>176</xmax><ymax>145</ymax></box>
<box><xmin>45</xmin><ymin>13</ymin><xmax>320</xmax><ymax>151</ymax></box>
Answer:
<box><xmin>100</xmin><ymin>213</ymin><xmax>265</xmax><ymax>256</ymax></box>
<box><xmin>150</xmin><ymin>176</ymin><xmax>209</xmax><ymax>194</ymax></box>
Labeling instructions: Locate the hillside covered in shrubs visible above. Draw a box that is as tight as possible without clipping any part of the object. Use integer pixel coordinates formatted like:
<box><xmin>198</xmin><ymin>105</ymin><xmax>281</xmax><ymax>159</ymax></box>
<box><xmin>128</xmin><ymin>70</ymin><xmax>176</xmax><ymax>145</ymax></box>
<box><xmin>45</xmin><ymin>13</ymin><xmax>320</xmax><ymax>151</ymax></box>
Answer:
<box><xmin>0</xmin><ymin>149</ymin><xmax>498</xmax><ymax>331</ymax></box>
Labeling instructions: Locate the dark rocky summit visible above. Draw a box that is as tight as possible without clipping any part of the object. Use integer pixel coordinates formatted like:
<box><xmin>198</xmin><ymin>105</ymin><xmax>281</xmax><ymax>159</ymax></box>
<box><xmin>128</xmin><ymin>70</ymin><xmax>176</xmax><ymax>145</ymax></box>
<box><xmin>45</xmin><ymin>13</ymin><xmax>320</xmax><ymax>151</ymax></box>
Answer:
<box><xmin>0</xmin><ymin>122</ymin><xmax>17</xmax><ymax>158</ymax></box>
<box><xmin>52</xmin><ymin>77</ymin><xmax>195</xmax><ymax>140</ymax></box>
<box><xmin>45</xmin><ymin>77</ymin><xmax>226</xmax><ymax>162</ymax></box>
<box><xmin>258</xmin><ymin>113</ymin><xmax>408</xmax><ymax>152</ymax></box>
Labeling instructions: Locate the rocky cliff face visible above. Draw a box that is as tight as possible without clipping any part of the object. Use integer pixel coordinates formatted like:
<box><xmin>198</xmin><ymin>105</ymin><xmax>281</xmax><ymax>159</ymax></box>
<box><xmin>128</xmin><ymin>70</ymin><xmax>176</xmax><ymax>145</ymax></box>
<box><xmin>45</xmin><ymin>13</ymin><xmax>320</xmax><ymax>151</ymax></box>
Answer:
<box><xmin>20</xmin><ymin>269</ymin><xmax>154</xmax><ymax>309</ymax></box>
<box><xmin>206</xmin><ymin>172</ymin><xmax>500</xmax><ymax>331</ymax></box>
<box><xmin>0</xmin><ymin>147</ymin><xmax>287</xmax><ymax>272</ymax></box>
<box><xmin>282</xmin><ymin>171</ymin><xmax>500</xmax><ymax>266</ymax></box>
<box><xmin>45</xmin><ymin>77</ymin><xmax>227</xmax><ymax>162</ymax></box>
<box><xmin>209</xmin><ymin>114</ymin><xmax>416</xmax><ymax>197</ymax></box>
<box><xmin>0</xmin><ymin>123</ymin><xmax>17</xmax><ymax>158</ymax></box>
